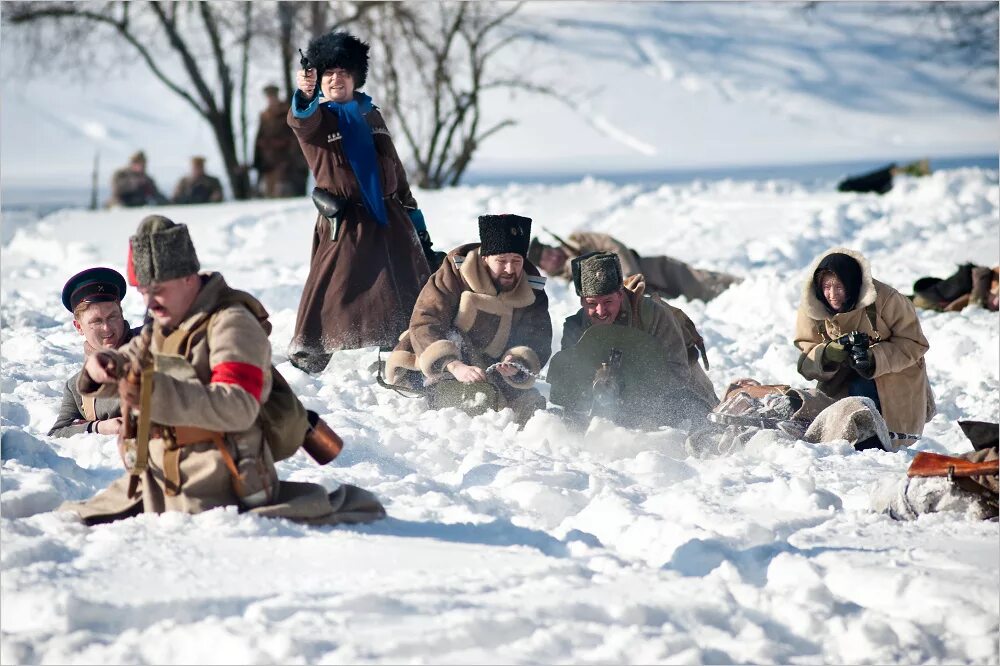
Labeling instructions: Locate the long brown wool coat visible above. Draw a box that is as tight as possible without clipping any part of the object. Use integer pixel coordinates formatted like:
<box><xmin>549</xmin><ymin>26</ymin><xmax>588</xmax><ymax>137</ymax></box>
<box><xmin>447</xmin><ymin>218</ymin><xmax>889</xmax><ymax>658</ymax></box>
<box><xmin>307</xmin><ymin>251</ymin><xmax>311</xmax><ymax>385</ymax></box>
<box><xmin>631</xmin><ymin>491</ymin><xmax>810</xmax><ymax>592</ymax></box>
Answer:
<box><xmin>794</xmin><ymin>247</ymin><xmax>935</xmax><ymax>439</ymax></box>
<box><xmin>386</xmin><ymin>243</ymin><xmax>552</xmax><ymax>395</ymax></box>
<box><xmin>287</xmin><ymin>97</ymin><xmax>430</xmax><ymax>355</ymax></box>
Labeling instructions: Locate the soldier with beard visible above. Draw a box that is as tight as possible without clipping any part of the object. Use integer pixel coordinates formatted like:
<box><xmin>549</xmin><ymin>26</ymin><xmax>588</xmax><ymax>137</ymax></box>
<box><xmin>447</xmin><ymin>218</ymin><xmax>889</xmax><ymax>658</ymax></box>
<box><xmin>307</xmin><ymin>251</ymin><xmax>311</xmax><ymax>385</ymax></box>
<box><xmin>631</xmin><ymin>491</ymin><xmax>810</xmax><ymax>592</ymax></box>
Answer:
<box><xmin>385</xmin><ymin>214</ymin><xmax>552</xmax><ymax>424</ymax></box>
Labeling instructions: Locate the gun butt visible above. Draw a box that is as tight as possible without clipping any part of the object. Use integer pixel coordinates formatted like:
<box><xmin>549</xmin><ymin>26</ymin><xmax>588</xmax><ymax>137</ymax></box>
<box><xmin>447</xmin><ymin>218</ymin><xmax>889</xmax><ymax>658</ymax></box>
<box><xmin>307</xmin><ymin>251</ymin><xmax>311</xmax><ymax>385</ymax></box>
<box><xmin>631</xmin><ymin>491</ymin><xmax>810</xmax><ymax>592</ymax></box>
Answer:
<box><xmin>907</xmin><ymin>451</ymin><xmax>999</xmax><ymax>478</ymax></box>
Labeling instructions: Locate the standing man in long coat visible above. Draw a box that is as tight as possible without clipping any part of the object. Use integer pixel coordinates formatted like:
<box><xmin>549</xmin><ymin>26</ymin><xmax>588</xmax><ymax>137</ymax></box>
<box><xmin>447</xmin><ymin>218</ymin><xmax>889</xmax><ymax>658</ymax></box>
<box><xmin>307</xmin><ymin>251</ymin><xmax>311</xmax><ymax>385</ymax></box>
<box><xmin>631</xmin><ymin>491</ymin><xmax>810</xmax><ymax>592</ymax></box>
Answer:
<box><xmin>287</xmin><ymin>31</ymin><xmax>436</xmax><ymax>373</ymax></box>
<box><xmin>253</xmin><ymin>84</ymin><xmax>307</xmax><ymax>198</ymax></box>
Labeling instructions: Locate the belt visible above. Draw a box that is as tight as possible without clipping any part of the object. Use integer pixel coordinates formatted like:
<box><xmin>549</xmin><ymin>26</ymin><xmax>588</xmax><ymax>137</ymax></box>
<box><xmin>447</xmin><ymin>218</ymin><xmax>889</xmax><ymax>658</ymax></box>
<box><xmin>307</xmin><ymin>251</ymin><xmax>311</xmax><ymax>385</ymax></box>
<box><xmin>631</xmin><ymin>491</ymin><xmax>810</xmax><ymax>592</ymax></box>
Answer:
<box><xmin>146</xmin><ymin>425</ymin><xmax>240</xmax><ymax>497</ymax></box>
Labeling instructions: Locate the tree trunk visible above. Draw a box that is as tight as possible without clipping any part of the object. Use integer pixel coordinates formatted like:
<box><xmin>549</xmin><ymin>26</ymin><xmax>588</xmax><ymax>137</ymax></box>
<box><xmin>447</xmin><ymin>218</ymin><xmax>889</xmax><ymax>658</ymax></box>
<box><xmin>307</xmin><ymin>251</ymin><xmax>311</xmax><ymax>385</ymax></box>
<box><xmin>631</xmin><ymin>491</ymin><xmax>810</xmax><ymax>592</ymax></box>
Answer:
<box><xmin>210</xmin><ymin>113</ymin><xmax>251</xmax><ymax>200</ymax></box>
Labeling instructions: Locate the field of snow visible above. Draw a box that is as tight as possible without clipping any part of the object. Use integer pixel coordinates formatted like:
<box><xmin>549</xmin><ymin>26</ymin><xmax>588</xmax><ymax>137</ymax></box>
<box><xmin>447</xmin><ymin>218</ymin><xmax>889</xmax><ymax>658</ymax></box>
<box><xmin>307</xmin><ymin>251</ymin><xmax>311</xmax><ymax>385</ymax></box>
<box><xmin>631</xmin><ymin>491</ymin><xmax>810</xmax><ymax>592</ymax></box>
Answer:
<box><xmin>1</xmin><ymin>166</ymin><xmax>998</xmax><ymax>663</ymax></box>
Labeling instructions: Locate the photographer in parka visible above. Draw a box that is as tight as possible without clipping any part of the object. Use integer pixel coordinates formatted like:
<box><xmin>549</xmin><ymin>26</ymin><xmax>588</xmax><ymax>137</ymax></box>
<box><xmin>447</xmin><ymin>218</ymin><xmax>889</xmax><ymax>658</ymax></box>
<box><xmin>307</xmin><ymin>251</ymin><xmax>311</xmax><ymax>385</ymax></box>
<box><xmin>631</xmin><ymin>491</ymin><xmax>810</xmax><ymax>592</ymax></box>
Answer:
<box><xmin>794</xmin><ymin>247</ymin><xmax>935</xmax><ymax>443</ymax></box>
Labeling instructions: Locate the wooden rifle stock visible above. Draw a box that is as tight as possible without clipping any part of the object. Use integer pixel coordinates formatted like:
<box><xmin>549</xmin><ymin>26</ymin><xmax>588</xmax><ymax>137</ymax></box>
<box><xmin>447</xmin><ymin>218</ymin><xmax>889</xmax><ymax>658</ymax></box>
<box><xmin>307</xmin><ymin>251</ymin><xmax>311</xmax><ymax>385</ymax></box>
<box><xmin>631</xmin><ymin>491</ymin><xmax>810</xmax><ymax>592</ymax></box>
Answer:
<box><xmin>907</xmin><ymin>451</ymin><xmax>999</xmax><ymax>479</ymax></box>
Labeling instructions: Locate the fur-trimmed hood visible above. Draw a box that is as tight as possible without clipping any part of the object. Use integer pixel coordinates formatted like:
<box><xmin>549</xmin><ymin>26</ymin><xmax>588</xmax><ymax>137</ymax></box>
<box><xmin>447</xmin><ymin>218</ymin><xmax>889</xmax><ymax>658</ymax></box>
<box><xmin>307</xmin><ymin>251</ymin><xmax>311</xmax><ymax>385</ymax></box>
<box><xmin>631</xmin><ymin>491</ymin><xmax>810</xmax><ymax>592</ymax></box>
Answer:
<box><xmin>800</xmin><ymin>247</ymin><xmax>877</xmax><ymax>320</ymax></box>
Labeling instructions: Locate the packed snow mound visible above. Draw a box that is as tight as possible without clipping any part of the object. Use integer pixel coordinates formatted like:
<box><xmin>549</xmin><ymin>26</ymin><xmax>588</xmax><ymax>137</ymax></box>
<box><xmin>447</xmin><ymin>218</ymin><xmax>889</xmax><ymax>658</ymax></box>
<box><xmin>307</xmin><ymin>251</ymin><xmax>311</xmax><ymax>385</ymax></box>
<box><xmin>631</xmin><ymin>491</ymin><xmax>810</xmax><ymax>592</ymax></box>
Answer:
<box><xmin>2</xmin><ymin>168</ymin><xmax>998</xmax><ymax>663</ymax></box>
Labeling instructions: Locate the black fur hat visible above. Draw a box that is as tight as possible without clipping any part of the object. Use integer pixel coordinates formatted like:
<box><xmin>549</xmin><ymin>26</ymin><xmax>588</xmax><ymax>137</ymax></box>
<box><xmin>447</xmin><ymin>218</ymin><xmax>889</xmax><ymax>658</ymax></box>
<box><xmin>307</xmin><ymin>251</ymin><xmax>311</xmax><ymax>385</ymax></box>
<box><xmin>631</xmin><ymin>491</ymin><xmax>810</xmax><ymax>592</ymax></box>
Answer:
<box><xmin>478</xmin><ymin>214</ymin><xmax>532</xmax><ymax>257</ymax></box>
<box><xmin>306</xmin><ymin>31</ymin><xmax>370</xmax><ymax>89</ymax></box>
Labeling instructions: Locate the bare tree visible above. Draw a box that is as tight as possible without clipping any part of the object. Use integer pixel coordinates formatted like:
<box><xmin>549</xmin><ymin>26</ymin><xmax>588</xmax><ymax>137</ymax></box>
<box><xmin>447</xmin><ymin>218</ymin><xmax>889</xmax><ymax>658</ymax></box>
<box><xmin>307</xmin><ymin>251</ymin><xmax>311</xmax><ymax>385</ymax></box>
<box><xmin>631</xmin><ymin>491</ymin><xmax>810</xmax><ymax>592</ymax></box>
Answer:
<box><xmin>365</xmin><ymin>2</ymin><xmax>557</xmax><ymax>189</ymax></box>
<box><xmin>6</xmin><ymin>0</ymin><xmax>264</xmax><ymax>199</ymax></box>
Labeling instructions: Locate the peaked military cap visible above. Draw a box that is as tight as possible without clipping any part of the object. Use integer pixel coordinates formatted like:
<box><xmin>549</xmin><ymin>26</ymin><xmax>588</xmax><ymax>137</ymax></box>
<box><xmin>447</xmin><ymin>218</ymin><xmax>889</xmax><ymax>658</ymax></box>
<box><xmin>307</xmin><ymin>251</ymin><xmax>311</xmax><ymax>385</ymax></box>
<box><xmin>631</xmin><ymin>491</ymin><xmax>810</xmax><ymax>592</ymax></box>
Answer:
<box><xmin>478</xmin><ymin>214</ymin><xmax>532</xmax><ymax>257</ymax></box>
<box><xmin>127</xmin><ymin>215</ymin><xmax>200</xmax><ymax>287</ymax></box>
<box><xmin>61</xmin><ymin>267</ymin><xmax>127</xmax><ymax>312</ymax></box>
<box><xmin>572</xmin><ymin>251</ymin><xmax>624</xmax><ymax>297</ymax></box>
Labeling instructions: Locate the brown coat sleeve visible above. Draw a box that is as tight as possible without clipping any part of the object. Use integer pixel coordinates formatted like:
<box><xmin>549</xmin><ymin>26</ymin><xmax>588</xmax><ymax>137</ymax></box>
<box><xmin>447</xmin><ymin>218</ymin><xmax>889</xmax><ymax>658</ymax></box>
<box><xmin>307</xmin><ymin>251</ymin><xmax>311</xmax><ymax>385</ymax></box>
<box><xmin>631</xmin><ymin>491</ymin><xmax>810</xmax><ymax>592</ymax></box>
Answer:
<box><xmin>500</xmin><ymin>287</ymin><xmax>553</xmax><ymax>389</ymax></box>
<box><xmin>869</xmin><ymin>288</ymin><xmax>929</xmax><ymax>379</ymax></box>
<box><xmin>147</xmin><ymin>306</ymin><xmax>272</xmax><ymax>432</ymax></box>
<box><xmin>794</xmin><ymin>307</ymin><xmax>839</xmax><ymax>382</ymax></box>
<box><xmin>409</xmin><ymin>260</ymin><xmax>465</xmax><ymax>377</ymax></box>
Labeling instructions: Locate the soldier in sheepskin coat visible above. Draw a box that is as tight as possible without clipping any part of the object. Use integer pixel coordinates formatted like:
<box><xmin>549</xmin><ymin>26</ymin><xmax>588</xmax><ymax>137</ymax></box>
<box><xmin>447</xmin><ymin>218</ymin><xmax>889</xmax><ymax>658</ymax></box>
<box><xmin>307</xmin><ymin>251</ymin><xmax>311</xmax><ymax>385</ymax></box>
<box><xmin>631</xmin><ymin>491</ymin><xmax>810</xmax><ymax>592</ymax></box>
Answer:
<box><xmin>794</xmin><ymin>247</ymin><xmax>935</xmax><ymax>442</ymax></box>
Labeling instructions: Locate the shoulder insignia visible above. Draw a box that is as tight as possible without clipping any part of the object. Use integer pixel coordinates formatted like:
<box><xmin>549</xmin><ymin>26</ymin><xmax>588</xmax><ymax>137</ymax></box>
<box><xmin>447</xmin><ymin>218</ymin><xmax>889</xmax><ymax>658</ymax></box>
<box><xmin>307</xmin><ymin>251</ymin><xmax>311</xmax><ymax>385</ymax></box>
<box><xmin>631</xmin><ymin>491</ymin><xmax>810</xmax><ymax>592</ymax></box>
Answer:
<box><xmin>372</xmin><ymin>127</ymin><xmax>392</xmax><ymax>138</ymax></box>
<box><xmin>527</xmin><ymin>275</ymin><xmax>547</xmax><ymax>290</ymax></box>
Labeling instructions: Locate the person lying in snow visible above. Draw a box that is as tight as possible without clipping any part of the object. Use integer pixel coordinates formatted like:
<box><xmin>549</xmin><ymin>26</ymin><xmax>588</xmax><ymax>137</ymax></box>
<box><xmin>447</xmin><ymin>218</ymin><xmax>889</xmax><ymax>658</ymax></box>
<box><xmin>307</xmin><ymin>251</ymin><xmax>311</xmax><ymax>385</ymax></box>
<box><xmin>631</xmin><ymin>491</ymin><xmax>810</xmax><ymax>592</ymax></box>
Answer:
<box><xmin>548</xmin><ymin>251</ymin><xmax>718</xmax><ymax>430</ymax></box>
<box><xmin>911</xmin><ymin>263</ymin><xmax>999</xmax><ymax>312</ymax></box>
<box><xmin>871</xmin><ymin>421</ymin><xmax>998</xmax><ymax>521</ymax></box>
<box><xmin>384</xmin><ymin>214</ymin><xmax>552</xmax><ymax>425</ymax></box>
<box><xmin>794</xmin><ymin>247</ymin><xmax>935</xmax><ymax>446</ymax></box>
<box><xmin>527</xmin><ymin>230</ymin><xmax>740</xmax><ymax>303</ymax></box>
<box><xmin>836</xmin><ymin>159</ymin><xmax>930</xmax><ymax>195</ymax></box>
<box><xmin>60</xmin><ymin>215</ymin><xmax>384</xmax><ymax>526</ymax></box>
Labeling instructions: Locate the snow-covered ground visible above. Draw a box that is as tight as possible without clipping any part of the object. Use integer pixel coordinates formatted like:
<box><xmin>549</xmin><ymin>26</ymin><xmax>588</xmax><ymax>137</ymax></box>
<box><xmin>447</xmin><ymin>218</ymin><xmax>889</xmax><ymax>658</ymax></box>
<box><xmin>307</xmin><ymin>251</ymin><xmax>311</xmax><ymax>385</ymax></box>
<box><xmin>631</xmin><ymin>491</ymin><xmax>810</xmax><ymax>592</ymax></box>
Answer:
<box><xmin>2</xmin><ymin>167</ymin><xmax>998</xmax><ymax>664</ymax></box>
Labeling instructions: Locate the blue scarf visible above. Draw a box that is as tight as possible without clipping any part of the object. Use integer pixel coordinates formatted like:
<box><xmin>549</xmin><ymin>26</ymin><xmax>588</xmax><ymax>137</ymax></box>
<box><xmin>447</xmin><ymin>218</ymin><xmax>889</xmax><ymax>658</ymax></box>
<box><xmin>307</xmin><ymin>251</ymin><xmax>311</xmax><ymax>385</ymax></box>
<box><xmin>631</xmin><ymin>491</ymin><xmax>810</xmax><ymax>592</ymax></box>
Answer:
<box><xmin>324</xmin><ymin>93</ymin><xmax>388</xmax><ymax>227</ymax></box>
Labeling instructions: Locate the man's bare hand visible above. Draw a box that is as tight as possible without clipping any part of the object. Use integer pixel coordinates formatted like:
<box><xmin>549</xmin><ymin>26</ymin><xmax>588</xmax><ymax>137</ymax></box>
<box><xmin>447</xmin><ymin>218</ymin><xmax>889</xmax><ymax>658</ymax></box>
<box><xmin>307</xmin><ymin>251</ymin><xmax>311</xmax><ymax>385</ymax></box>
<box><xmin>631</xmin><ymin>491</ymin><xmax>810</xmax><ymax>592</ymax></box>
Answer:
<box><xmin>95</xmin><ymin>417</ymin><xmax>123</xmax><ymax>435</ymax></box>
<box><xmin>84</xmin><ymin>351</ymin><xmax>123</xmax><ymax>385</ymax></box>
<box><xmin>296</xmin><ymin>69</ymin><xmax>317</xmax><ymax>97</ymax></box>
<box><xmin>447</xmin><ymin>361</ymin><xmax>486</xmax><ymax>384</ymax></box>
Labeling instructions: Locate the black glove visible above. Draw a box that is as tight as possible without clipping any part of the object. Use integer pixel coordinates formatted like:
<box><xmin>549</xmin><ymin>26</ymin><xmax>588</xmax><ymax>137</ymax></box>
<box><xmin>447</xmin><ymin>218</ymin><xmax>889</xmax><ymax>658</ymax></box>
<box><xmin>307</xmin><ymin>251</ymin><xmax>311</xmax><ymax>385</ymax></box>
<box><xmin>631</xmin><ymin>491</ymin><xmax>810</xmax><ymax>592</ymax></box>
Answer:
<box><xmin>849</xmin><ymin>349</ymin><xmax>875</xmax><ymax>376</ymax></box>
<box><xmin>417</xmin><ymin>229</ymin><xmax>445</xmax><ymax>271</ymax></box>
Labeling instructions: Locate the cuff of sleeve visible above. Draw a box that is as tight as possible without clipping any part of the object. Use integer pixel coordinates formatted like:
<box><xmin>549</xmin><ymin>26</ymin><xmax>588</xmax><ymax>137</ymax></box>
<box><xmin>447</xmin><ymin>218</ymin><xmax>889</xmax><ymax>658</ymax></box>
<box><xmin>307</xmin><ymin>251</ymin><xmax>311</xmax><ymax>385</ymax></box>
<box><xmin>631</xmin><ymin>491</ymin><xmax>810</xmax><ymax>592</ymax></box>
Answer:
<box><xmin>292</xmin><ymin>90</ymin><xmax>320</xmax><ymax>118</ymax></box>
<box><xmin>501</xmin><ymin>346</ymin><xmax>540</xmax><ymax>389</ymax></box>
<box><xmin>418</xmin><ymin>339</ymin><xmax>461</xmax><ymax>379</ymax></box>
<box><xmin>407</xmin><ymin>208</ymin><xmax>427</xmax><ymax>232</ymax></box>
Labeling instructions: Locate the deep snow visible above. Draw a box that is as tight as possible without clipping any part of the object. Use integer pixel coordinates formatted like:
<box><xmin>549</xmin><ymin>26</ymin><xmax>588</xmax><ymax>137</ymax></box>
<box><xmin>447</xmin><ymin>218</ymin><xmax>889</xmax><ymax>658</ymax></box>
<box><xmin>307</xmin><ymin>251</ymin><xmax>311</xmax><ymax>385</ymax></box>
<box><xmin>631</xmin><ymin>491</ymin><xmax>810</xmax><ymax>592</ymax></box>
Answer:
<box><xmin>1</xmin><ymin>166</ymin><xmax>998</xmax><ymax>664</ymax></box>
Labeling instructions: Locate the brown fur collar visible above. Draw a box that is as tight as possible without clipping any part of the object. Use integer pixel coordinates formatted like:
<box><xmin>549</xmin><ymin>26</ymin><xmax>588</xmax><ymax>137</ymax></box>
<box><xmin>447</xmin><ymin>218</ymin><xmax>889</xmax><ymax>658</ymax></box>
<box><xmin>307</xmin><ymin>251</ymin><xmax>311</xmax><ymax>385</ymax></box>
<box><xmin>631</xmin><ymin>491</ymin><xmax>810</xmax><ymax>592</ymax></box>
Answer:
<box><xmin>801</xmin><ymin>247</ymin><xmax>877</xmax><ymax>320</ymax></box>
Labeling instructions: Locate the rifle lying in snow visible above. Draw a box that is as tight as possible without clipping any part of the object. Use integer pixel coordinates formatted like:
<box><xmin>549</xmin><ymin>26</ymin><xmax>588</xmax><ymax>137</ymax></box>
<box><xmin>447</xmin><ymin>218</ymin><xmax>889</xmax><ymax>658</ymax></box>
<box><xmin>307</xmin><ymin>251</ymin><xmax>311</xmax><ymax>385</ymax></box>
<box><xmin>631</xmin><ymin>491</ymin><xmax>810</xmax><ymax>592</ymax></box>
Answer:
<box><xmin>907</xmin><ymin>451</ymin><xmax>999</xmax><ymax>479</ymax></box>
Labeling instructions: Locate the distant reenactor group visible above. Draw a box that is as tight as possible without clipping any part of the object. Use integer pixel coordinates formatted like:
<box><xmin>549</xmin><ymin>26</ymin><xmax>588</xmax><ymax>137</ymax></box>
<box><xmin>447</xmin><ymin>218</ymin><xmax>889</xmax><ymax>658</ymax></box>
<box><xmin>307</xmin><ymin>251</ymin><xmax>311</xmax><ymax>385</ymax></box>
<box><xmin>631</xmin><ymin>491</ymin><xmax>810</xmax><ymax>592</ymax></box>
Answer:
<box><xmin>52</xmin><ymin>29</ymin><xmax>996</xmax><ymax>527</ymax></box>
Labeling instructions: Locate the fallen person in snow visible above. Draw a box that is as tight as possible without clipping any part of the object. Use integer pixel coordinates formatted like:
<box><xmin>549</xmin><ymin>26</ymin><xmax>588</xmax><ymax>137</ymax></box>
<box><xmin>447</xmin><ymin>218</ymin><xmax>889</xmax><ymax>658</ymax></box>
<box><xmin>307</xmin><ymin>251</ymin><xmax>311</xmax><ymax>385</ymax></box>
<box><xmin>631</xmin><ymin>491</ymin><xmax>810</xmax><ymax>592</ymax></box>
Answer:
<box><xmin>794</xmin><ymin>247</ymin><xmax>935</xmax><ymax>446</ymax></box>
<box><xmin>686</xmin><ymin>378</ymin><xmax>919</xmax><ymax>457</ymax></box>
<box><xmin>384</xmin><ymin>214</ymin><xmax>553</xmax><ymax>425</ymax></box>
<box><xmin>59</xmin><ymin>216</ymin><xmax>385</xmax><ymax>526</ymax></box>
<box><xmin>48</xmin><ymin>267</ymin><xmax>141</xmax><ymax>438</ymax></box>
<box><xmin>548</xmin><ymin>251</ymin><xmax>718</xmax><ymax>430</ymax></box>
<box><xmin>911</xmin><ymin>263</ymin><xmax>999</xmax><ymax>312</ymax></box>
<box><xmin>871</xmin><ymin>422</ymin><xmax>998</xmax><ymax>521</ymax></box>
<box><xmin>836</xmin><ymin>158</ymin><xmax>930</xmax><ymax>195</ymax></box>
<box><xmin>527</xmin><ymin>230</ymin><xmax>740</xmax><ymax>303</ymax></box>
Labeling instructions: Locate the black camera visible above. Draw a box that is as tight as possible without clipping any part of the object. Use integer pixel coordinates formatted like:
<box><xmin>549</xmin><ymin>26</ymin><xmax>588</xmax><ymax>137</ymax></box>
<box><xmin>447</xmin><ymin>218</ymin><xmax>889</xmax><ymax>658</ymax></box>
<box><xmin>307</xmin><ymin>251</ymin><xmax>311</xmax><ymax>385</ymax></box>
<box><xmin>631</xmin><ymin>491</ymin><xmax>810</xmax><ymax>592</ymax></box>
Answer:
<box><xmin>836</xmin><ymin>331</ymin><xmax>872</xmax><ymax>372</ymax></box>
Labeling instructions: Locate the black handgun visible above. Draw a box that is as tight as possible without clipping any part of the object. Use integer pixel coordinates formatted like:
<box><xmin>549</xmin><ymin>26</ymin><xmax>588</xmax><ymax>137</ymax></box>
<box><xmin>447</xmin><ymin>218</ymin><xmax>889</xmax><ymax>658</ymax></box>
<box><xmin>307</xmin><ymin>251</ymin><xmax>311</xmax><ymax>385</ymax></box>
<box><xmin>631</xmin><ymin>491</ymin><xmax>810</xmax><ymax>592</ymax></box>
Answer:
<box><xmin>298</xmin><ymin>48</ymin><xmax>318</xmax><ymax>101</ymax></box>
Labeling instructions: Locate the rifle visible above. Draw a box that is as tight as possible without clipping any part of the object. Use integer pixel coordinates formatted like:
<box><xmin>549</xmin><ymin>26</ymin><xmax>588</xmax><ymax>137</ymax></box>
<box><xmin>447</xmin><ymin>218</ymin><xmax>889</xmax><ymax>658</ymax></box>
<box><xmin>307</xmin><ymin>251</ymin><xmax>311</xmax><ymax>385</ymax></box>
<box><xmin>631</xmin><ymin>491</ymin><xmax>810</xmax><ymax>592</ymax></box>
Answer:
<box><xmin>907</xmin><ymin>451</ymin><xmax>999</xmax><ymax>479</ymax></box>
<box><xmin>543</xmin><ymin>226</ymin><xmax>581</xmax><ymax>255</ymax></box>
<box><xmin>117</xmin><ymin>314</ymin><xmax>155</xmax><ymax>498</ymax></box>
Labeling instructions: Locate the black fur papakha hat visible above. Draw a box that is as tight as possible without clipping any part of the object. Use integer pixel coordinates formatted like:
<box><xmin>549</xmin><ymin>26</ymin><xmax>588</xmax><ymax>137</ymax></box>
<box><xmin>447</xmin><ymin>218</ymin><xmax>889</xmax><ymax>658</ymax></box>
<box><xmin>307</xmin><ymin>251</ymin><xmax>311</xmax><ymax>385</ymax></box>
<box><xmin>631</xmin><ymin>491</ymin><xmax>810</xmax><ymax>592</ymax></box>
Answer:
<box><xmin>478</xmin><ymin>214</ymin><xmax>532</xmax><ymax>257</ymax></box>
<box><xmin>127</xmin><ymin>215</ymin><xmax>200</xmax><ymax>287</ymax></box>
<box><xmin>306</xmin><ymin>31</ymin><xmax>370</xmax><ymax>89</ymax></box>
<box><xmin>61</xmin><ymin>267</ymin><xmax>126</xmax><ymax>312</ymax></box>
<box><xmin>572</xmin><ymin>251</ymin><xmax>623</xmax><ymax>297</ymax></box>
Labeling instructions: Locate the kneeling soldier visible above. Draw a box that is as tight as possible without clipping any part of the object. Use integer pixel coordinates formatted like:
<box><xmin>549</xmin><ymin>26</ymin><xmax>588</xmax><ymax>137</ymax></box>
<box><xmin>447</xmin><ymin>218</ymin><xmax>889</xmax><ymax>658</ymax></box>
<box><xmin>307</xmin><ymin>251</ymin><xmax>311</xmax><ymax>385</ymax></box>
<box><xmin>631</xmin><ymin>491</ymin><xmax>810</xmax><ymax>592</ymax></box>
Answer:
<box><xmin>49</xmin><ymin>267</ymin><xmax>140</xmax><ymax>438</ymax></box>
<box><xmin>385</xmin><ymin>214</ymin><xmax>552</xmax><ymax>424</ymax></box>
<box><xmin>550</xmin><ymin>251</ymin><xmax>719</xmax><ymax>428</ymax></box>
<box><xmin>60</xmin><ymin>215</ymin><xmax>384</xmax><ymax>525</ymax></box>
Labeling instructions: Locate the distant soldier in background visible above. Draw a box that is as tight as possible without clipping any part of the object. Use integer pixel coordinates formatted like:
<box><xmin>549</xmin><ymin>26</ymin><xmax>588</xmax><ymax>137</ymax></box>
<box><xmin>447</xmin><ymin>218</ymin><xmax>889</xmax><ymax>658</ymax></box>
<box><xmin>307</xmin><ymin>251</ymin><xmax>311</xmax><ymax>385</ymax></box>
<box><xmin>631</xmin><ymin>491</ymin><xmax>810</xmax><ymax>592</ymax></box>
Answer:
<box><xmin>254</xmin><ymin>84</ymin><xmax>308</xmax><ymax>198</ymax></box>
<box><xmin>172</xmin><ymin>156</ymin><xmax>224</xmax><ymax>205</ymax></box>
<box><xmin>837</xmin><ymin>158</ymin><xmax>931</xmax><ymax>195</ymax></box>
<box><xmin>528</xmin><ymin>230</ymin><xmax>740</xmax><ymax>303</ymax></box>
<box><xmin>108</xmin><ymin>151</ymin><xmax>167</xmax><ymax>208</ymax></box>
<box><xmin>48</xmin><ymin>267</ymin><xmax>140</xmax><ymax>438</ymax></box>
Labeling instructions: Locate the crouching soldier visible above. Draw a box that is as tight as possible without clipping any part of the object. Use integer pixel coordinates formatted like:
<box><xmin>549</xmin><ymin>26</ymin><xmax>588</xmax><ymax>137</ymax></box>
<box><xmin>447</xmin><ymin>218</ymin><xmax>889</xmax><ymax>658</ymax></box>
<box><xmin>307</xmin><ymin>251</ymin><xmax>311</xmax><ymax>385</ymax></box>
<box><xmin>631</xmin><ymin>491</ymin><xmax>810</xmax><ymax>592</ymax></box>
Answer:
<box><xmin>548</xmin><ymin>251</ymin><xmax>719</xmax><ymax>429</ymax></box>
<box><xmin>59</xmin><ymin>215</ymin><xmax>384</xmax><ymax>525</ymax></box>
<box><xmin>385</xmin><ymin>214</ymin><xmax>552</xmax><ymax>425</ymax></box>
<box><xmin>49</xmin><ymin>267</ymin><xmax>140</xmax><ymax>438</ymax></box>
